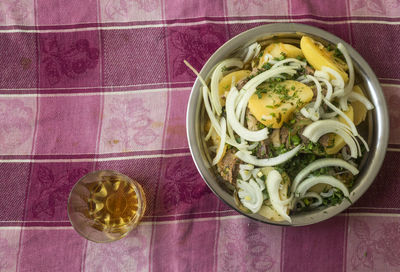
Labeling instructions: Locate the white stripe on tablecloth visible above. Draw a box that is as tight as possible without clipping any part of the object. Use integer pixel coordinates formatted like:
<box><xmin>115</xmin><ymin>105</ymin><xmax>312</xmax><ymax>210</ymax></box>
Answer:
<box><xmin>0</xmin><ymin>152</ymin><xmax>191</xmax><ymax>163</ymax></box>
<box><xmin>0</xmin><ymin>83</ymin><xmax>396</xmax><ymax>98</ymax></box>
<box><xmin>1</xmin><ymin>18</ymin><xmax>400</xmax><ymax>34</ymax></box>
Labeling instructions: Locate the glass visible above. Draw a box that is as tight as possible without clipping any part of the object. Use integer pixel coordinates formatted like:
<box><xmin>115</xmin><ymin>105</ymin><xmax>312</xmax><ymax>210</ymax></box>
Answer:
<box><xmin>67</xmin><ymin>170</ymin><xmax>146</xmax><ymax>243</ymax></box>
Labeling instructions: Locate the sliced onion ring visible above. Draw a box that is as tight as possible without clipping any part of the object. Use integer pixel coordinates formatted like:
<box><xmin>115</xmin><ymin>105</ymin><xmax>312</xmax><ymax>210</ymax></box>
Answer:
<box><xmin>291</xmin><ymin>158</ymin><xmax>359</xmax><ymax>192</ymax></box>
<box><xmin>295</xmin><ymin>175</ymin><xmax>350</xmax><ymax>198</ymax></box>
<box><xmin>235</xmin><ymin>145</ymin><xmax>303</xmax><ymax>167</ymax></box>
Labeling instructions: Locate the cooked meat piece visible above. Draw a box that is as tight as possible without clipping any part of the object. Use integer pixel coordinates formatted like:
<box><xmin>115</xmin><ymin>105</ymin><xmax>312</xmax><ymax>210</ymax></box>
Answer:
<box><xmin>280</xmin><ymin>126</ymin><xmax>290</xmax><ymax>146</ymax></box>
<box><xmin>255</xmin><ymin>138</ymin><xmax>272</xmax><ymax>159</ymax></box>
<box><xmin>236</xmin><ymin>66</ymin><xmax>267</xmax><ymax>90</ymax></box>
<box><xmin>305</xmin><ymin>65</ymin><xmax>315</xmax><ymax>75</ymax></box>
<box><xmin>217</xmin><ymin>149</ymin><xmax>239</xmax><ymax>185</ymax></box>
<box><xmin>311</xmin><ymin>85</ymin><xmax>328</xmax><ymax>102</ymax></box>
<box><xmin>246</xmin><ymin>110</ymin><xmax>259</xmax><ymax>131</ymax></box>
<box><xmin>270</xmin><ymin>128</ymin><xmax>281</xmax><ymax>147</ymax></box>
<box><xmin>236</xmin><ymin>78</ymin><xmax>248</xmax><ymax>90</ymax></box>
<box><xmin>319</xmin><ymin>134</ymin><xmax>332</xmax><ymax>148</ymax></box>
<box><xmin>298</xmin><ymin>127</ymin><xmax>310</xmax><ymax>145</ymax></box>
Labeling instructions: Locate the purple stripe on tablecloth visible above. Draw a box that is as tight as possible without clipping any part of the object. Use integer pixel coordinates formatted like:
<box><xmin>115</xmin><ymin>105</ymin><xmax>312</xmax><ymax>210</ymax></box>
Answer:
<box><xmin>0</xmin><ymin>32</ymin><xmax>38</xmax><ymax>89</ymax></box>
<box><xmin>0</xmin><ymin>149</ymin><xmax>398</xmax><ymax>225</ymax></box>
<box><xmin>282</xmin><ymin>216</ymin><xmax>347</xmax><ymax>271</ymax></box>
<box><xmin>348</xmin><ymin>207</ymin><xmax>400</xmax><ymax>214</ymax></box>
<box><xmin>0</xmin><ymin>25</ymin><xmax>399</xmax><ymax>91</ymax></box>
<box><xmin>353</xmin><ymin>152</ymin><xmax>400</xmax><ymax>209</ymax></box>
<box><xmin>388</xmin><ymin>144</ymin><xmax>400</xmax><ymax>149</ymax></box>
<box><xmin>151</xmin><ymin>219</ymin><xmax>217</xmax><ymax>271</ymax></box>
<box><xmin>382</xmin><ymin>86</ymin><xmax>400</xmax><ymax>145</ymax></box>
<box><xmin>290</xmin><ymin>0</ymin><xmax>349</xmax><ymax>17</ymax></box>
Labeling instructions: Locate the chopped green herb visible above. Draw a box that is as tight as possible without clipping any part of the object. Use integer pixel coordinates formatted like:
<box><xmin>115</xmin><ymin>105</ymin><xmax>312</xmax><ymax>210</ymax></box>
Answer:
<box><xmin>262</xmin><ymin>63</ymin><xmax>272</xmax><ymax>70</ymax></box>
<box><xmin>257</xmin><ymin>122</ymin><xmax>266</xmax><ymax>129</ymax></box>
<box><xmin>291</xmin><ymin>134</ymin><xmax>301</xmax><ymax>146</ymax></box>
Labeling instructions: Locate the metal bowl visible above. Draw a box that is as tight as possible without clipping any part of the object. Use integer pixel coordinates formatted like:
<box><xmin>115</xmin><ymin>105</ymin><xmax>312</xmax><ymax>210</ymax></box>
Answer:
<box><xmin>186</xmin><ymin>23</ymin><xmax>389</xmax><ymax>226</ymax></box>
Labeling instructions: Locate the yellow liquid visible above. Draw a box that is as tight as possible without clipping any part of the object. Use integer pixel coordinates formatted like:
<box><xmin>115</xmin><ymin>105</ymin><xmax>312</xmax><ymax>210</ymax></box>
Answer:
<box><xmin>86</xmin><ymin>175</ymin><xmax>139</xmax><ymax>233</ymax></box>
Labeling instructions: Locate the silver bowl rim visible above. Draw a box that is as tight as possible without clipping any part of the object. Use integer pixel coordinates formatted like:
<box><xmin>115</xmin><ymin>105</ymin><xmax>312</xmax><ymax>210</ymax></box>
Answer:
<box><xmin>186</xmin><ymin>23</ymin><xmax>389</xmax><ymax>226</ymax></box>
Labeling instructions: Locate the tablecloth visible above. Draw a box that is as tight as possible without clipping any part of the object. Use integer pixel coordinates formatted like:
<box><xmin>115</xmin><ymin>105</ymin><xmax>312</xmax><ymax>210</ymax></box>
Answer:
<box><xmin>0</xmin><ymin>0</ymin><xmax>399</xmax><ymax>271</ymax></box>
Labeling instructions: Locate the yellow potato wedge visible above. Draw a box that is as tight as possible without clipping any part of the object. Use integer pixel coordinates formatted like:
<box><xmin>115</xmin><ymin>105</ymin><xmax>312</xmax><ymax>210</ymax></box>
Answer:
<box><xmin>218</xmin><ymin>70</ymin><xmax>251</xmax><ymax>106</ymax></box>
<box><xmin>351</xmin><ymin>85</ymin><xmax>368</xmax><ymax>126</ymax></box>
<box><xmin>300</xmin><ymin>36</ymin><xmax>348</xmax><ymax>83</ymax></box>
<box><xmin>259</xmin><ymin>43</ymin><xmax>303</xmax><ymax>67</ymax></box>
<box><xmin>248</xmin><ymin>80</ymin><xmax>314</xmax><ymax>128</ymax></box>
<box><xmin>325</xmin><ymin>105</ymin><xmax>354</xmax><ymax>155</ymax></box>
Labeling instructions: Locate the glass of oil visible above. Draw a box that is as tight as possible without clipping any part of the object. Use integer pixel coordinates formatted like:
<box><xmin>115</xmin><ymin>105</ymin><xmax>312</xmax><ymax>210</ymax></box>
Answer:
<box><xmin>67</xmin><ymin>170</ymin><xmax>146</xmax><ymax>243</ymax></box>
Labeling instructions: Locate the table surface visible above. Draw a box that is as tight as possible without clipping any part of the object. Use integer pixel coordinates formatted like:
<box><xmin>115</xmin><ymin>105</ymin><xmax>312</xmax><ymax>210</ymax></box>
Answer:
<box><xmin>0</xmin><ymin>0</ymin><xmax>399</xmax><ymax>271</ymax></box>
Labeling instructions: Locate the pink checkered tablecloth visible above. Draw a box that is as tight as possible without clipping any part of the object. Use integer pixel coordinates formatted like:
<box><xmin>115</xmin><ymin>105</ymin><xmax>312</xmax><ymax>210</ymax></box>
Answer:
<box><xmin>0</xmin><ymin>0</ymin><xmax>399</xmax><ymax>271</ymax></box>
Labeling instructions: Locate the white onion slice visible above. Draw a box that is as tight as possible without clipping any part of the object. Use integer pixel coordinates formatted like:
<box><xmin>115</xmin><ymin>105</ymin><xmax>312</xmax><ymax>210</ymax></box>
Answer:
<box><xmin>295</xmin><ymin>175</ymin><xmax>350</xmax><ymax>198</ymax></box>
<box><xmin>212</xmin><ymin>117</ymin><xmax>227</xmax><ymax>165</ymax></box>
<box><xmin>321</xmin><ymin>111</ymin><xmax>338</xmax><ymax>119</ymax></box>
<box><xmin>271</xmin><ymin>58</ymin><xmax>306</xmax><ymax>70</ymax></box>
<box><xmin>307</xmin><ymin>75</ymin><xmax>323</xmax><ymax>111</ymax></box>
<box><xmin>293</xmin><ymin>192</ymin><xmax>323</xmax><ymax>209</ymax></box>
<box><xmin>348</xmin><ymin>91</ymin><xmax>374</xmax><ymax>110</ymax></box>
<box><xmin>300</xmin><ymin>103</ymin><xmax>320</xmax><ymax>121</ymax></box>
<box><xmin>306</xmin><ymin>192</ymin><xmax>323</xmax><ymax>208</ymax></box>
<box><xmin>210</xmin><ymin>58</ymin><xmax>243</xmax><ymax>116</ymax></box>
<box><xmin>291</xmin><ymin>158</ymin><xmax>359</xmax><ymax>192</ymax></box>
<box><xmin>337</xmin><ymin>43</ymin><xmax>354</xmax><ymax>96</ymax></box>
<box><xmin>339</xmin><ymin>96</ymin><xmax>349</xmax><ymax>112</ymax></box>
<box><xmin>302</xmin><ymin>120</ymin><xmax>358</xmax><ymax>158</ymax></box>
<box><xmin>247</xmin><ymin>142</ymin><xmax>259</xmax><ymax>150</ymax></box>
<box><xmin>320</xmin><ymin>188</ymin><xmax>335</xmax><ymax>198</ymax></box>
<box><xmin>239</xmin><ymin>169</ymin><xmax>252</xmax><ymax>181</ymax></box>
<box><xmin>235</xmin><ymin>144</ymin><xmax>302</xmax><ymax>167</ymax></box>
<box><xmin>262</xmin><ymin>53</ymin><xmax>274</xmax><ymax>64</ymax></box>
<box><xmin>237</xmin><ymin>179</ymin><xmax>263</xmax><ymax>213</ymax></box>
<box><xmin>255</xmin><ymin>177</ymin><xmax>266</xmax><ymax>191</ymax></box>
<box><xmin>204</xmin><ymin>125</ymin><xmax>214</xmax><ymax>141</ymax></box>
<box><xmin>318</xmin><ymin>78</ymin><xmax>333</xmax><ymax>101</ymax></box>
<box><xmin>239</xmin><ymin>164</ymin><xmax>254</xmax><ymax>171</ymax></box>
<box><xmin>323</xmin><ymin>98</ymin><xmax>358</xmax><ymax>136</ymax></box>
<box><xmin>226</xmin><ymin>87</ymin><xmax>269</xmax><ymax>142</ymax></box>
<box><xmin>314</xmin><ymin>70</ymin><xmax>330</xmax><ymax>80</ymax></box>
<box><xmin>266</xmin><ymin>170</ymin><xmax>291</xmax><ymax>223</ymax></box>
<box><xmin>252</xmin><ymin>168</ymin><xmax>262</xmax><ymax>178</ymax></box>
<box><xmin>201</xmin><ymin>86</ymin><xmax>221</xmax><ymax>136</ymax></box>
<box><xmin>322</xmin><ymin>66</ymin><xmax>345</xmax><ymax>90</ymax></box>
<box><xmin>243</xmin><ymin>43</ymin><xmax>261</xmax><ymax>63</ymax></box>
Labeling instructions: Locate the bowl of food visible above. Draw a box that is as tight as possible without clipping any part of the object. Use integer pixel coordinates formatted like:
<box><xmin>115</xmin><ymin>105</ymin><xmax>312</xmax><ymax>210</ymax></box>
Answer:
<box><xmin>186</xmin><ymin>23</ymin><xmax>389</xmax><ymax>226</ymax></box>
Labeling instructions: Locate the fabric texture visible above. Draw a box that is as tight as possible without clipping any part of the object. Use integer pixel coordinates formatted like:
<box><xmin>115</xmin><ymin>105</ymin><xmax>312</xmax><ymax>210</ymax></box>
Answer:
<box><xmin>0</xmin><ymin>0</ymin><xmax>399</xmax><ymax>271</ymax></box>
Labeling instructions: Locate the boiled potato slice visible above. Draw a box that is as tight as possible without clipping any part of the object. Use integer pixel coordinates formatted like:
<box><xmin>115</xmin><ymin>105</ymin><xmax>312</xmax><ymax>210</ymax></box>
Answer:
<box><xmin>325</xmin><ymin>105</ymin><xmax>354</xmax><ymax>155</ymax></box>
<box><xmin>351</xmin><ymin>85</ymin><xmax>368</xmax><ymax>126</ymax></box>
<box><xmin>300</xmin><ymin>36</ymin><xmax>349</xmax><ymax>83</ymax></box>
<box><xmin>248</xmin><ymin>80</ymin><xmax>314</xmax><ymax>128</ymax></box>
<box><xmin>259</xmin><ymin>43</ymin><xmax>303</xmax><ymax>68</ymax></box>
<box><xmin>218</xmin><ymin>70</ymin><xmax>251</xmax><ymax>106</ymax></box>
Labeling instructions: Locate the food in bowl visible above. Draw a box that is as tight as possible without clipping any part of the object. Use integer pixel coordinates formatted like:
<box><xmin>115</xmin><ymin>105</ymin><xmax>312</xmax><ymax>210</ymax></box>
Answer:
<box><xmin>185</xmin><ymin>35</ymin><xmax>375</xmax><ymax>223</ymax></box>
